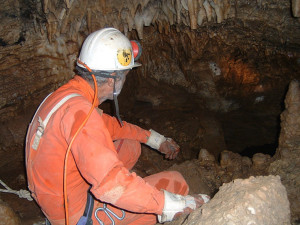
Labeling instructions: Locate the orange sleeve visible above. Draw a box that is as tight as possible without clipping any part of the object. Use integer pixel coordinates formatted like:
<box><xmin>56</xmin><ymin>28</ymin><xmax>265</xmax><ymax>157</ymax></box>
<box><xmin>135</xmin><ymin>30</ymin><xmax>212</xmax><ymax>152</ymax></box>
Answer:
<box><xmin>102</xmin><ymin>113</ymin><xmax>151</xmax><ymax>143</ymax></box>
<box><xmin>61</xmin><ymin>101</ymin><xmax>164</xmax><ymax>214</ymax></box>
<box><xmin>96</xmin><ymin>166</ymin><xmax>164</xmax><ymax>214</ymax></box>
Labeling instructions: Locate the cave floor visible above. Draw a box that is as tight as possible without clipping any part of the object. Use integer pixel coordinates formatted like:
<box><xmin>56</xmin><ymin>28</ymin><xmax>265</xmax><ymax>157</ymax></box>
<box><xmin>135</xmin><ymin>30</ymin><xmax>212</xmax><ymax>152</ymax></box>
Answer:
<box><xmin>0</xmin><ymin>151</ymin><xmax>45</xmax><ymax>224</ymax></box>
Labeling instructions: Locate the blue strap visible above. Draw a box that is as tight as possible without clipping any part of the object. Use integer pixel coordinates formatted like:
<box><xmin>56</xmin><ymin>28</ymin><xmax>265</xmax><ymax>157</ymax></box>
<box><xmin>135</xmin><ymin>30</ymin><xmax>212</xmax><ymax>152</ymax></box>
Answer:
<box><xmin>77</xmin><ymin>189</ymin><xmax>94</xmax><ymax>225</ymax></box>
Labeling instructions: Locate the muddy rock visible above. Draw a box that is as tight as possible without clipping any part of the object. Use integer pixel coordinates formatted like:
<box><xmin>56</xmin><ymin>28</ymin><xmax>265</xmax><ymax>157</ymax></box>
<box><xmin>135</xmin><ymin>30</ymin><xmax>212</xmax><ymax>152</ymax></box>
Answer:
<box><xmin>198</xmin><ymin>149</ymin><xmax>215</xmax><ymax>165</ymax></box>
<box><xmin>220</xmin><ymin>150</ymin><xmax>244</xmax><ymax>180</ymax></box>
<box><xmin>168</xmin><ymin>159</ymin><xmax>219</xmax><ymax>196</ymax></box>
<box><xmin>0</xmin><ymin>199</ymin><xmax>21</xmax><ymax>225</ymax></box>
<box><xmin>183</xmin><ymin>175</ymin><xmax>290</xmax><ymax>225</ymax></box>
<box><xmin>251</xmin><ymin>152</ymin><xmax>271</xmax><ymax>175</ymax></box>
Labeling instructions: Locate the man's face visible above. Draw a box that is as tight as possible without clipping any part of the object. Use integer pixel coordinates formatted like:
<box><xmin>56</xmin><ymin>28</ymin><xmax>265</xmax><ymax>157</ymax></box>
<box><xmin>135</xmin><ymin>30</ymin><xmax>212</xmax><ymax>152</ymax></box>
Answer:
<box><xmin>114</xmin><ymin>72</ymin><xmax>127</xmax><ymax>96</ymax></box>
<box><xmin>108</xmin><ymin>70</ymin><xmax>129</xmax><ymax>100</ymax></box>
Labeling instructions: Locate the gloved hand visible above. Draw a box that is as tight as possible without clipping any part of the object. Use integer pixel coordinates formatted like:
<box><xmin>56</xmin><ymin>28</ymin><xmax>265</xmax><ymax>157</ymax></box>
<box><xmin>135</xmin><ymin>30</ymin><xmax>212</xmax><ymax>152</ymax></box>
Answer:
<box><xmin>159</xmin><ymin>138</ymin><xmax>180</xmax><ymax>159</ymax></box>
<box><xmin>146</xmin><ymin>129</ymin><xmax>180</xmax><ymax>159</ymax></box>
<box><xmin>158</xmin><ymin>190</ymin><xmax>210</xmax><ymax>223</ymax></box>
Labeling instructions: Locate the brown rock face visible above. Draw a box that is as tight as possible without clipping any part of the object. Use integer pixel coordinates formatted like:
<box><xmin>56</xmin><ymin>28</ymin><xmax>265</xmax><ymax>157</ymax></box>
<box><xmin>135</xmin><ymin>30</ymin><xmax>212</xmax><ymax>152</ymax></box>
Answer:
<box><xmin>184</xmin><ymin>176</ymin><xmax>290</xmax><ymax>225</ymax></box>
<box><xmin>269</xmin><ymin>80</ymin><xmax>300</xmax><ymax>222</ymax></box>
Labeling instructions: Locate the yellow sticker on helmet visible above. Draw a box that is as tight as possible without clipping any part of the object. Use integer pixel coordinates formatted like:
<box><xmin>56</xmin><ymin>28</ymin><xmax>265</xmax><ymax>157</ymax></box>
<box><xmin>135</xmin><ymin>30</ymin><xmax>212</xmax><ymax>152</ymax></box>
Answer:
<box><xmin>117</xmin><ymin>49</ymin><xmax>132</xmax><ymax>66</ymax></box>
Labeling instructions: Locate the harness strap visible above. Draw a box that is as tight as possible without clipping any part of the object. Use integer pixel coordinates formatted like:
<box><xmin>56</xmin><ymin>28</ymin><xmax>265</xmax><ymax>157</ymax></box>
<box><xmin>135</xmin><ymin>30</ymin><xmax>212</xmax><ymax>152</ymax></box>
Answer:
<box><xmin>77</xmin><ymin>189</ymin><xmax>94</xmax><ymax>225</ymax></box>
<box><xmin>31</xmin><ymin>93</ymin><xmax>81</xmax><ymax>150</ymax></box>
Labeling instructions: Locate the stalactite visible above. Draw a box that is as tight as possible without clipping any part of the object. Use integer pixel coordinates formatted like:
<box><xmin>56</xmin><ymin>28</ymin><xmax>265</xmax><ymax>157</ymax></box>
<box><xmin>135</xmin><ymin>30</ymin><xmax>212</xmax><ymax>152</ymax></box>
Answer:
<box><xmin>142</xmin><ymin>0</ymin><xmax>152</xmax><ymax>8</ymax></box>
<box><xmin>100</xmin><ymin>0</ymin><xmax>106</xmax><ymax>14</ymax></box>
<box><xmin>197</xmin><ymin>0</ymin><xmax>206</xmax><ymax>25</ymax></box>
<box><xmin>65</xmin><ymin>0</ymin><xmax>71</xmax><ymax>9</ymax></box>
<box><xmin>292</xmin><ymin>0</ymin><xmax>300</xmax><ymax>17</ymax></box>
<box><xmin>208</xmin><ymin>0</ymin><xmax>223</xmax><ymax>23</ymax></box>
<box><xmin>58</xmin><ymin>8</ymin><xmax>66</xmax><ymax>21</ymax></box>
<box><xmin>134</xmin><ymin>4</ymin><xmax>144</xmax><ymax>39</ymax></box>
<box><xmin>156</xmin><ymin>19</ymin><xmax>163</xmax><ymax>34</ymax></box>
<box><xmin>133</xmin><ymin>0</ymin><xmax>160</xmax><ymax>39</ymax></box>
<box><xmin>60</xmin><ymin>0</ymin><xmax>75</xmax><ymax>34</ymax></box>
<box><xmin>100</xmin><ymin>14</ymin><xmax>108</xmax><ymax>29</ymax></box>
<box><xmin>157</xmin><ymin>12</ymin><xmax>170</xmax><ymax>34</ymax></box>
<box><xmin>181</xmin><ymin>0</ymin><xmax>189</xmax><ymax>11</ymax></box>
<box><xmin>46</xmin><ymin>18</ymin><xmax>57</xmax><ymax>43</ymax></box>
<box><xmin>181</xmin><ymin>10</ymin><xmax>190</xmax><ymax>26</ymax></box>
<box><xmin>112</xmin><ymin>9</ymin><xmax>121</xmax><ymax>30</ymax></box>
<box><xmin>203</xmin><ymin>0</ymin><xmax>213</xmax><ymax>22</ymax></box>
<box><xmin>72</xmin><ymin>19</ymin><xmax>82</xmax><ymax>41</ymax></box>
<box><xmin>43</xmin><ymin>0</ymin><xmax>49</xmax><ymax>13</ymax></box>
<box><xmin>167</xmin><ymin>0</ymin><xmax>176</xmax><ymax>14</ymax></box>
<box><xmin>128</xmin><ymin>0</ymin><xmax>137</xmax><ymax>18</ymax></box>
<box><xmin>60</xmin><ymin>8</ymin><xmax>71</xmax><ymax>34</ymax></box>
<box><xmin>121</xmin><ymin>8</ymin><xmax>129</xmax><ymax>34</ymax></box>
<box><xmin>176</xmin><ymin>0</ymin><xmax>182</xmax><ymax>24</ymax></box>
<box><xmin>87</xmin><ymin>8</ymin><xmax>92</xmax><ymax>33</ymax></box>
<box><xmin>188</xmin><ymin>0</ymin><xmax>198</xmax><ymax>29</ymax></box>
<box><xmin>223</xmin><ymin>0</ymin><xmax>230</xmax><ymax>19</ymax></box>
<box><xmin>127</xmin><ymin>12</ymin><xmax>134</xmax><ymax>31</ymax></box>
<box><xmin>123</xmin><ymin>23</ymin><xmax>129</xmax><ymax>36</ymax></box>
<box><xmin>121</xmin><ymin>8</ymin><xmax>134</xmax><ymax>31</ymax></box>
<box><xmin>143</xmin><ymin>0</ymin><xmax>160</xmax><ymax>26</ymax></box>
<box><xmin>162</xmin><ymin>1</ymin><xmax>175</xmax><ymax>25</ymax></box>
<box><xmin>164</xmin><ymin>20</ymin><xmax>170</xmax><ymax>35</ymax></box>
<box><xmin>41</xmin><ymin>0</ymin><xmax>232</xmax><ymax>41</ymax></box>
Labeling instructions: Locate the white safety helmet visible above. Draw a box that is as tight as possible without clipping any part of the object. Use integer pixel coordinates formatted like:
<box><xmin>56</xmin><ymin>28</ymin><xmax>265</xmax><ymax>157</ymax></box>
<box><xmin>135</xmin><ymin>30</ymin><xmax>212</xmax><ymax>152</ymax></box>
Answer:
<box><xmin>77</xmin><ymin>28</ymin><xmax>141</xmax><ymax>71</ymax></box>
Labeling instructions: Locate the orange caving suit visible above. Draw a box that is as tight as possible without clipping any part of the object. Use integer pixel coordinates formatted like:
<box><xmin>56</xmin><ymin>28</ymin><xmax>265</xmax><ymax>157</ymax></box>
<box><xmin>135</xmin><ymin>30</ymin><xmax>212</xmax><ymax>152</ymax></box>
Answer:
<box><xmin>25</xmin><ymin>76</ymin><xmax>189</xmax><ymax>225</ymax></box>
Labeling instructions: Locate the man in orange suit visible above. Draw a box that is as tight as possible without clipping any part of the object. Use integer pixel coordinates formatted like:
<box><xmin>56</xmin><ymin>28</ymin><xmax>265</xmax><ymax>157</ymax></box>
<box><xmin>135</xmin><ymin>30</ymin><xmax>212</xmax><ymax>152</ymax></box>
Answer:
<box><xmin>25</xmin><ymin>28</ymin><xmax>209</xmax><ymax>225</ymax></box>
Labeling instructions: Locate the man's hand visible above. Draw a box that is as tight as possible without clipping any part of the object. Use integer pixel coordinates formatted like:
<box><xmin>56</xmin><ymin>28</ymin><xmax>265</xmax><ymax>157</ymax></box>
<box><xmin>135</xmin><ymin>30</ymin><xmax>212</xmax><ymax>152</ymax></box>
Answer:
<box><xmin>173</xmin><ymin>194</ymin><xmax>210</xmax><ymax>220</ymax></box>
<box><xmin>158</xmin><ymin>190</ymin><xmax>210</xmax><ymax>223</ymax></box>
<box><xmin>145</xmin><ymin>129</ymin><xmax>180</xmax><ymax>159</ymax></box>
<box><xmin>159</xmin><ymin>138</ymin><xmax>180</xmax><ymax>159</ymax></box>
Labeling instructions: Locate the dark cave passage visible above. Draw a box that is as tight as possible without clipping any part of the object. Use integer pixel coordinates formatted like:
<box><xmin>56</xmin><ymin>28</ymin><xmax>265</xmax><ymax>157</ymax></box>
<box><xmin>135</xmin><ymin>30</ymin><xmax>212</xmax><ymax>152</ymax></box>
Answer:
<box><xmin>118</xmin><ymin>66</ymin><xmax>288</xmax><ymax>161</ymax></box>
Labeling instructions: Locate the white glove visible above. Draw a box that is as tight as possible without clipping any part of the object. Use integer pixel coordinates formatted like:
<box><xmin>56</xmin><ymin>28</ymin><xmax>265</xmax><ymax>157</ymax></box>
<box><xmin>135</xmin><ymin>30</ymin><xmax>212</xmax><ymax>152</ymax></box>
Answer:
<box><xmin>146</xmin><ymin>129</ymin><xmax>166</xmax><ymax>150</ymax></box>
<box><xmin>158</xmin><ymin>190</ymin><xmax>210</xmax><ymax>223</ymax></box>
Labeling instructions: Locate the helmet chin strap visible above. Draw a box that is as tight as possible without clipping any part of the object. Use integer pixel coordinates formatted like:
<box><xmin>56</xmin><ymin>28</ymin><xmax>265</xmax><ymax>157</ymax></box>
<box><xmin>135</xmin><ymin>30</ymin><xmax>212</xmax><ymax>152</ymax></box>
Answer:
<box><xmin>112</xmin><ymin>79</ymin><xmax>123</xmax><ymax>127</ymax></box>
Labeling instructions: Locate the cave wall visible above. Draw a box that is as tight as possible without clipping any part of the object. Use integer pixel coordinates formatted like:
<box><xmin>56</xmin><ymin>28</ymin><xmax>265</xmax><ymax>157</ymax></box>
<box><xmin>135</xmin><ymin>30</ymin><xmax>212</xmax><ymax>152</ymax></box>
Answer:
<box><xmin>269</xmin><ymin>80</ymin><xmax>300</xmax><ymax>221</ymax></box>
<box><xmin>0</xmin><ymin>0</ymin><xmax>300</xmax><ymax>153</ymax></box>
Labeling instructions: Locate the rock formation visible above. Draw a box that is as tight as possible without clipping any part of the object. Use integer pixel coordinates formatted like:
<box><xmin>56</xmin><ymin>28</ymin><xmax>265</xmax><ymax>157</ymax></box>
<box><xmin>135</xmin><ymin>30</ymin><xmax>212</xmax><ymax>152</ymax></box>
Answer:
<box><xmin>182</xmin><ymin>176</ymin><xmax>290</xmax><ymax>225</ymax></box>
<box><xmin>269</xmin><ymin>80</ymin><xmax>300</xmax><ymax>222</ymax></box>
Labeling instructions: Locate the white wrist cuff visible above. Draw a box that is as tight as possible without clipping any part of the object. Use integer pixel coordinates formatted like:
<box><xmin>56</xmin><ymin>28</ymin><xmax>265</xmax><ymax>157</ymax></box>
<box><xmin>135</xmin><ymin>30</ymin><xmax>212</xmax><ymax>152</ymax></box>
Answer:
<box><xmin>146</xmin><ymin>129</ymin><xmax>166</xmax><ymax>150</ymax></box>
<box><xmin>158</xmin><ymin>190</ymin><xmax>190</xmax><ymax>223</ymax></box>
